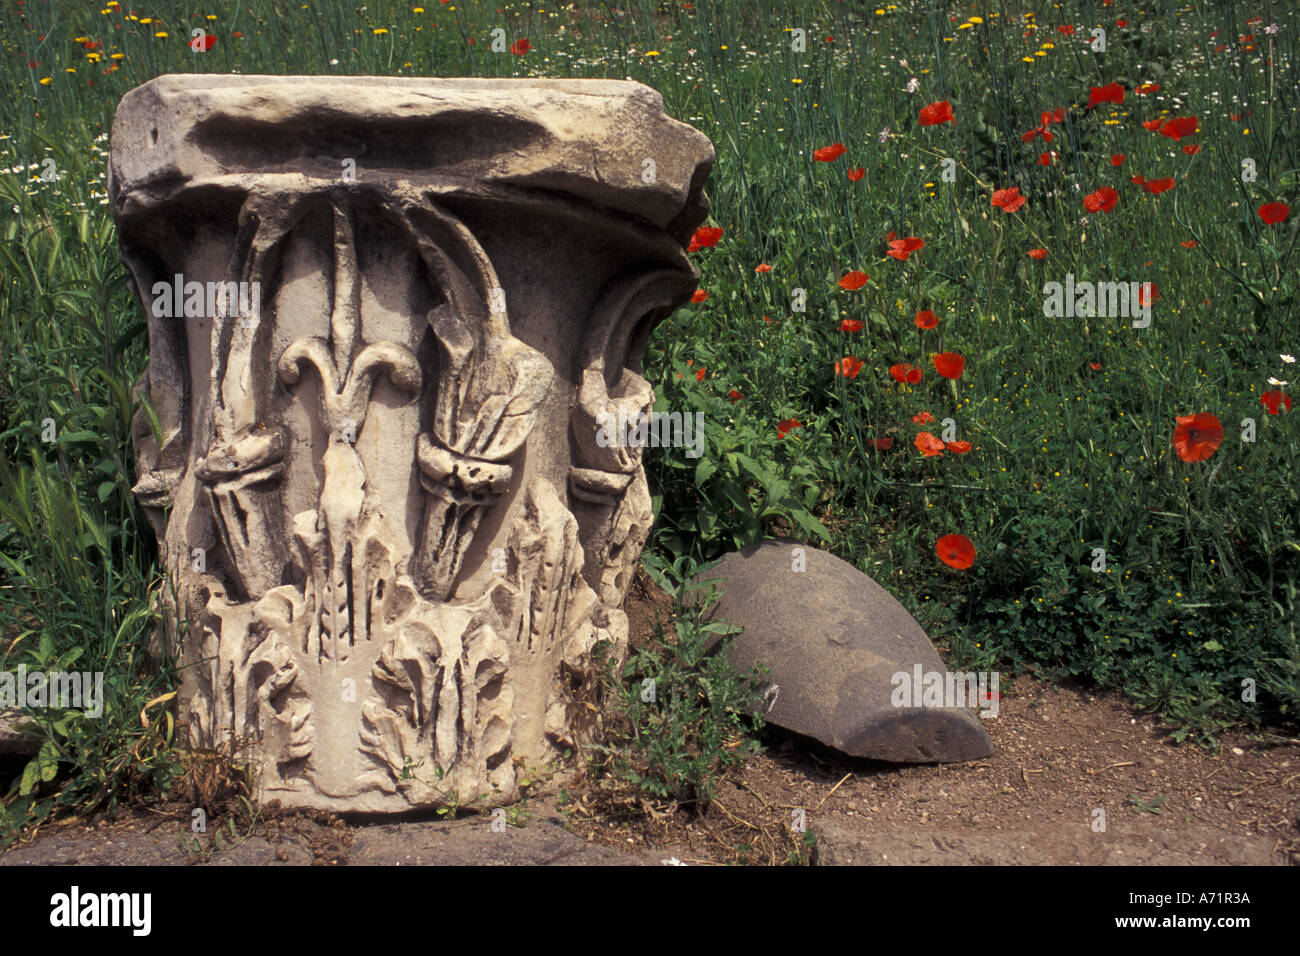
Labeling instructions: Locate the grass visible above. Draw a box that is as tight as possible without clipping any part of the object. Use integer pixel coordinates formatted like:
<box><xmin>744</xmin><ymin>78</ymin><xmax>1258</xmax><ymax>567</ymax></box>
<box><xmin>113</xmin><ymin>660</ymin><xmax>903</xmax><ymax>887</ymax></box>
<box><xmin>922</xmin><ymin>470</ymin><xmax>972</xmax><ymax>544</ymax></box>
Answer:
<box><xmin>0</xmin><ymin>0</ymin><xmax>1296</xmax><ymax>836</ymax></box>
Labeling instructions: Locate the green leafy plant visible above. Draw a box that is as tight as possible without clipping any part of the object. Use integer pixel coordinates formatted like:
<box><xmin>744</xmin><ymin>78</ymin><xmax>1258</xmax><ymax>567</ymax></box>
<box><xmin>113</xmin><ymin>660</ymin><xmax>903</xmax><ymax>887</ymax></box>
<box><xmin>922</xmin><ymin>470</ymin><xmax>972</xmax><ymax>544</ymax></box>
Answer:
<box><xmin>588</xmin><ymin>553</ymin><xmax>767</xmax><ymax>813</ymax></box>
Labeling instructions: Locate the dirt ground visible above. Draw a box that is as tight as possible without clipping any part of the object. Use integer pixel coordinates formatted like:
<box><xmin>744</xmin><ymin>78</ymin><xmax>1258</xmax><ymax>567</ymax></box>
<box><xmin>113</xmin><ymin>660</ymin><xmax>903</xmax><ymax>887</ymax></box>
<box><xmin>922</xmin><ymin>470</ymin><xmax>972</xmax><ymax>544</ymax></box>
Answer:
<box><xmin>1</xmin><ymin>575</ymin><xmax>1296</xmax><ymax>866</ymax></box>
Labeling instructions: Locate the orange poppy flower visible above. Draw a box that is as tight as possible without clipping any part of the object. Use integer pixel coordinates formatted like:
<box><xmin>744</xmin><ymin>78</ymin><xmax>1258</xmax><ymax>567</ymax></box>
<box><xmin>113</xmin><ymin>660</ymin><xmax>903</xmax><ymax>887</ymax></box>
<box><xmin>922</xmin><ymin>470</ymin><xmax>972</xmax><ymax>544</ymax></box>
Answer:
<box><xmin>841</xmin><ymin>318</ymin><xmax>863</xmax><ymax>332</ymax></box>
<box><xmin>889</xmin><ymin>363</ymin><xmax>923</xmax><ymax>385</ymax></box>
<box><xmin>687</xmin><ymin>226</ymin><xmax>724</xmax><ymax>252</ymax></box>
<box><xmin>914</xmin><ymin>309</ymin><xmax>938</xmax><ymax>329</ymax></box>
<box><xmin>835</xmin><ymin>356</ymin><xmax>864</xmax><ymax>378</ymax></box>
<box><xmin>918</xmin><ymin>100</ymin><xmax>955</xmax><ymax>126</ymax></box>
<box><xmin>1172</xmin><ymin>413</ymin><xmax>1223</xmax><ymax>462</ymax></box>
<box><xmin>755</xmin><ymin>263</ymin><xmax>772</xmax><ymax>272</ymax></box>
<box><xmin>1028</xmin><ymin>248</ymin><xmax>1048</xmax><ymax>260</ymax></box>
<box><xmin>945</xmin><ymin>440</ymin><xmax>972</xmax><ymax>454</ymax></box>
<box><xmin>691</xmin><ymin>289</ymin><xmax>708</xmax><ymax>303</ymax></box>
<box><xmin>936</xmin><ymin>534</ymin><xmax>976</xmax><ymax>569</ymax></box>
<box><xmin>1159</xmin><ymin>116</ymin><xmax>1199</xmax><ymax>140</ymax></box>
<box><xmin>991</xmin><ymin>187</ymin><xmax>1026</xmax><ymax>212</ymax></box>
<box><xmin>912</xmin><ymin>411</ymin><xmax>934</xmax><ymax>425</ymax></box>
<box><xmin>1083</xmin><ymin>186</ymin><xmax>1119</xmax><ymax>213</ymax></box>
<box><xmin>1261</xmin><ymin>391</ymin><xmax>1292</xmax><ymax>415</ymax></box>
<box><xmin>1086</xmin><ymin>82</ymin><xmax>1124</xmax><ymax>109</ymax></box>
<box><xmin>887</xmin><ymin>236</ymin><xmax>925</xmax><ymax>260</ymax></box>
<box><xmin>934</xmin><ymin>352</ymin><xmax>966</xmax><ymax>379</ymax></box>
<box><xmin>915</xmin><ymin>432</ymin><xmax>945</xmax><ymax>457</ymax></box>
<box><xmin>838</xmin><ymin>271</ymin><xmax>870</xmax><ymax>290</ymax></box>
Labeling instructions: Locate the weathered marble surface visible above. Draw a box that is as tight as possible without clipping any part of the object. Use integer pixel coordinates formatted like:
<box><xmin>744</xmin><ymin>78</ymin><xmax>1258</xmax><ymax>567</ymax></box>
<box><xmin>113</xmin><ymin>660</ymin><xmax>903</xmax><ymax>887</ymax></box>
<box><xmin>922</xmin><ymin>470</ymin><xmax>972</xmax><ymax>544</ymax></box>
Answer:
<box><xmin>110</xmin><ymin>75</ymin><xmax>713</xmax><ymax>811</ymax></box>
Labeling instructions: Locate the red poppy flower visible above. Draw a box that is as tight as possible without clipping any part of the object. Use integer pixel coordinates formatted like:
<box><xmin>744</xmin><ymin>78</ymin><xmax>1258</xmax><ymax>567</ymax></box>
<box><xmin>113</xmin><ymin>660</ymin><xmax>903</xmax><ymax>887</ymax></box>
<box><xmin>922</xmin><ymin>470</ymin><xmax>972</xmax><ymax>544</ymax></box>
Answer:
<box><xmin>1261</xmin><ymin>390</ymin><xmax>1293</xmax><ymax>415</ymax></box>
<box><xmin>727</xmin><ymin>389</ymin><xmax>744</xmax><ymax>402</ymax></box>
<box><xmin>991</xmin><ymin>187</ymin><xmax>1027</xmax><ymax>212</ymax></box>
<box><xmin>1180</xmin><ymin>240</ymin><xmax>1198</xmax><ymax>248</ymax></box>
<box><xmin>889</xmin><ymin>363</ymin><xmax>923</xmax><ymax>385</ymax></box>
<box><xmin>915</xmin><ymin>432</ymin><xmax>945</xmax><ymax>457</ymax></box>
<box><xmin>847</xmin><ymin>167</ymin><xmax>865</xmax><ymax>181</ymax></box>
<box><xmin>1117</xmin><ymin>18</ymin><xmax>1129</xmax><ymax>28</ymax></box>
<box><xmin>1136</xmin><ymin>82</ymin><xmax>1161</xmax><ymax>94</ymax></box>
<box><xmin>686</xmin><ymin>226</ymin><xmax>724</xmax><ymax>252</ymax></box>
<box><xmin>884</xmin><ymin>231</ymin><xmax>898</xmax><ymax>243</ymax></box>
<box><xmin>232</xmin><ymin>30</ymin><xmax>244</xmax><ymax>38</ymax></box>
<box><xmin>887</xmin><ymin>236</ymin><xmax>925</xmax><ymax>260</ymax></box>
<box><xmin>191</xmin><ymin>34</ymin><xmax>216</xmax><ymax>51</ymax></box>
<box><xmin>945</xmin><ymin>440</ymin><xmax>972</xmax><ymax>454</ymax></box>
<box><xmin>1182</xmin><ymin>144</ymin><xmax>1201</xmax><ymax>155</ymax></box>
<box><xmin>936</xmin><ymin>534</ymin><xmax>976</xmax><ymax>569</ymax></box>
<box><xmin>1131</xmin><ymin>175</ymin><xmax>1146</xmax><ymax>186</ymax></box>
<box><xmin>868</xmin><ymin>437</ymin><xmax>894</xmax><ymax>450</ymax></box>
<box><xmin>840</xmin><ymin>318</ymin><xmax>863</xmax><ymax>332</ymax></box>
<box><xmin>1083</xmin><ymin>186</ymin><xmax>1119</xmax><ymax>213</ymax></box>
<box><xmin>1022</xmin><ymin>109</ymin><xmax>1063</xmax><ymax>143</ymax></box>
<box><xmin>838</xmin><ymin>271</ymin><xmax>870</xmax><ymax>290</ymax></box>
<box><xmin>1111</xmin><ymin>154</ymin><xmax>1126</xmax><ymax>166</ymax></box>
<box><xmin>934</xmin><ymin>352</ymin><xmax>966</xmax><ymax>379</ymax></box>
<box><xmin>1086</xmin><ymin>82</ymin><xmax>1124</xmax><ymax>109</ymax></box>
<box><xmin>776</xmin><ymin>418</ymin><xmax>802</xmax><ymax>439</ymax></box>
<box><xmin>1028</xmin><ymin>248</ymin><xmax>1048</xmax><ymax>260</ymax></box>
<box><xmin>835</xmin><ymin>356</ymin><xmax>864</xmax><ymax>379</ymax></box>
<box><xmin>914</xmin><ymin>309</ymin><xmax>939</xmax><ymax>329</ymax></box>
<box><xmin>690</xmin><ymin>289</ymin><xmax>708</xmax><ymax>303</ymax></box>
<box><xmin>912</xmin><ymin>411</ymin><xmax>934</xmax><ymax>425</ymax></box>
<box><xmin>814</xmin><ymin>142</ymin><xmax>847</xmax><ymax>162</ymax></box>
<box><xmin>1038</xmin><ymin>152</ymin><xmax>1057</xmax><ymax>166</ymax></box>
<box><xmin>1058</xmin><ymin>23</ymin><xmax>1076</xmax><ymax>35</ymax></box>
<box><xmin>763</xmin><ymin>315</ymin><xmax>773</xmax><ymax>325</ymax></box>
<box><xmin>696</xmin><ymin>367</ymin><xmax>707</xmax><ymax>381</ymax></box>
<box><xmin>1258</xmin><ymin>202</ymin><xmax>1290</xmax><ymax>225</ymax></box>
<box><xmin>1143</xmin><ymin>177</ymin><xmax>1177</xmax><ymax>194</ymax></box>
<box><xmin>1159</xmin><ymin>116</ymin><xmax>1199</xmax><ymax>140</ymax></box>
<box><xmin>755</xmin><ymin>263</ymin><xmax>772</xmax><ymax>273</ymax></box>
<box><xmin>1138</xmin><ymin>283</ymin><xmax>1160</xmax><ymax>307</ymax></box>
<box><xmin>1089</xmin><ymin>362</ymin><xmax>1102</xmax><ymax>371</ymax></box>
<box><xmin>509</xmin><ymin>37</ymin><xmax>532</xmax><ymax>55</ymax></box>
<box><xmin>918</xmin><ymin>100</ymin><xmax>955</xmax><ymax>126</ymax></box>
<box><xmin>1172</xmin><ymin>413</ymin><xmax>1223</xmax><ymax>462</ymax></box>
<box><xmin>1141</xmin><ymin>119</ymin><xmax>1163</xmax><ymax>131</ymax></box>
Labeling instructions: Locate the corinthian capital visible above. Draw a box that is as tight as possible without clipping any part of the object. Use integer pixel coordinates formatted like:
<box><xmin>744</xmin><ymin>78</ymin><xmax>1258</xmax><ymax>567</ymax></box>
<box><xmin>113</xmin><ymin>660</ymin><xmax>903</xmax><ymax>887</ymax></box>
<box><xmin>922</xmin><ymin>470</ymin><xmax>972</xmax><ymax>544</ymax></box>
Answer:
<box><xmin>111</xmin><ymin>75</ymin><xmax>713</xmax><ymax>813</ymax></box>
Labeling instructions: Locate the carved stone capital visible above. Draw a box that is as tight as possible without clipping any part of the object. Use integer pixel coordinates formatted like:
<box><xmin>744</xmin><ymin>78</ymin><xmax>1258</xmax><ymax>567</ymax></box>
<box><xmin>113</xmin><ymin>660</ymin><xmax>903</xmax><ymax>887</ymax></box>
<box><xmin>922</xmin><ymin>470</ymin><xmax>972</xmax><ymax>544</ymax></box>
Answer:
<box><xmin>111</xmin><ymin>75</ymin><xmax>713</xmax><ymax>812</ymax></box>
